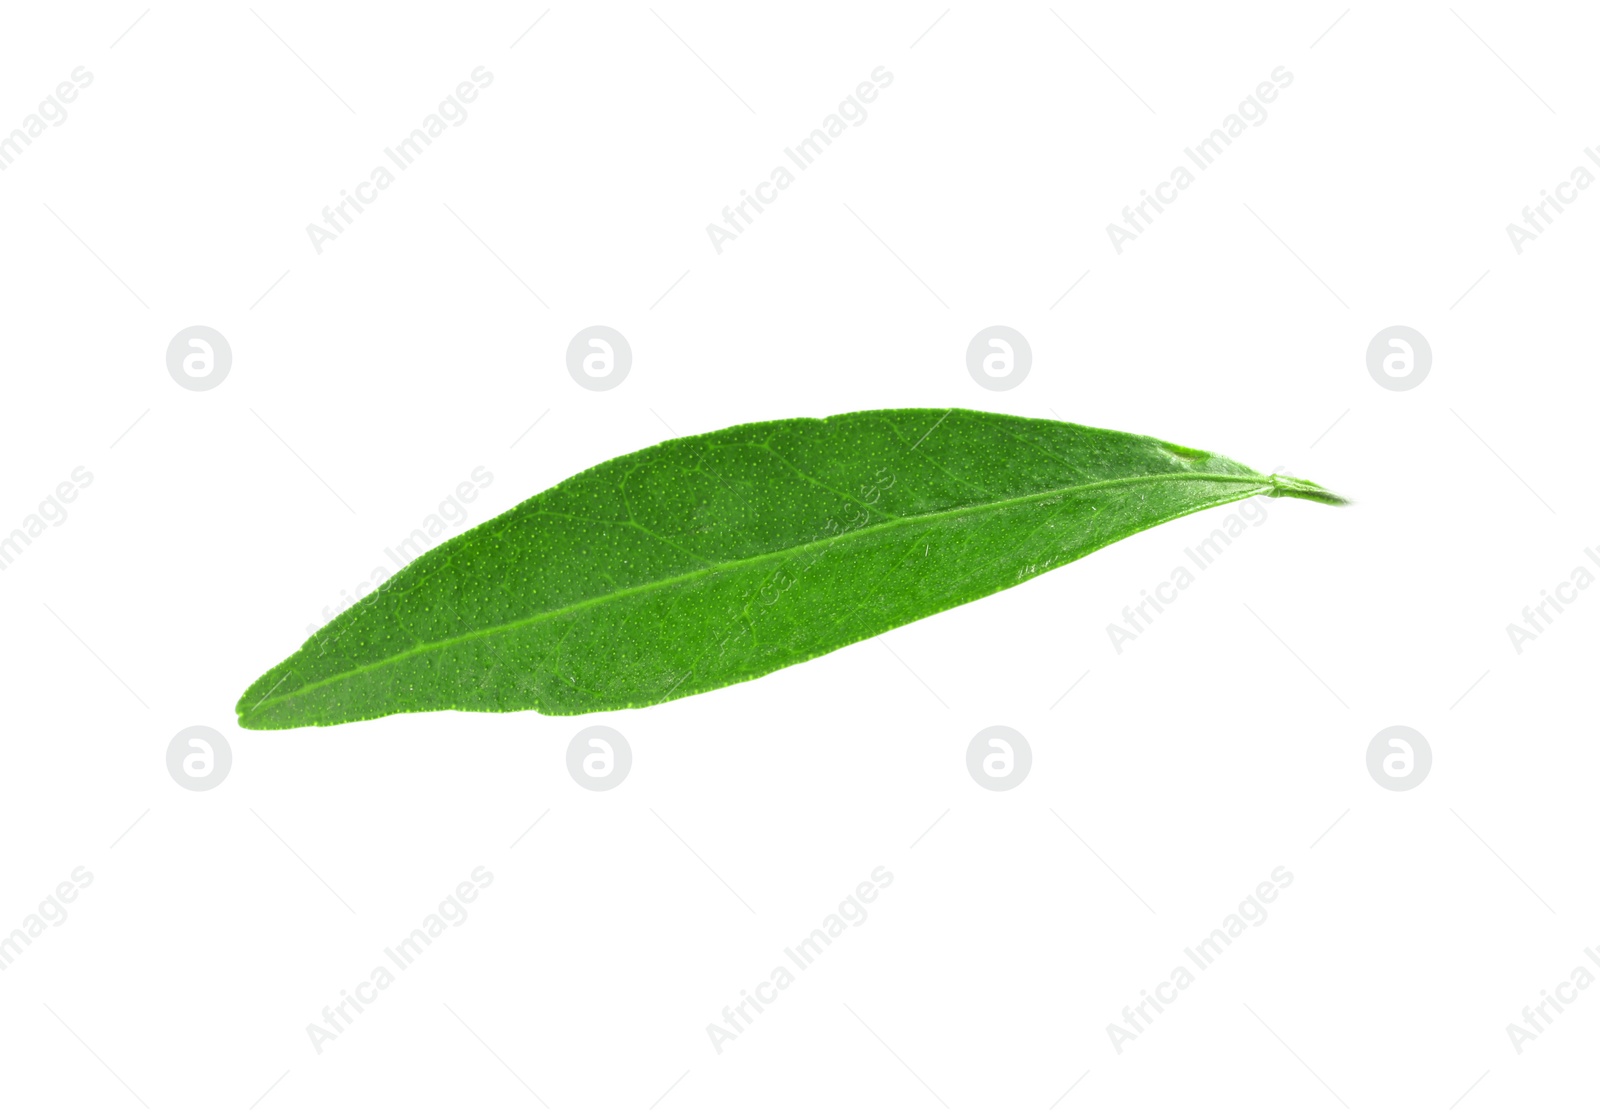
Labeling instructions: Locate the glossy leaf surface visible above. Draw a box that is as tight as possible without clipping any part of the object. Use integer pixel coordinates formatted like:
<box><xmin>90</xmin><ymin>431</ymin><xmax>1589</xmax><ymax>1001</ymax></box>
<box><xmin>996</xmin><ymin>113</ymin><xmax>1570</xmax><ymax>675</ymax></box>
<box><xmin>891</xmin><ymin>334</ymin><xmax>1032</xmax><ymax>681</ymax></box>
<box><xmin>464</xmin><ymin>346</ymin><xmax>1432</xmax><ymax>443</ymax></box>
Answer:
<box><xmin>237</xmin><ymin>409</ymin><xmax>1344</xmax><ymax>728</ymax></box>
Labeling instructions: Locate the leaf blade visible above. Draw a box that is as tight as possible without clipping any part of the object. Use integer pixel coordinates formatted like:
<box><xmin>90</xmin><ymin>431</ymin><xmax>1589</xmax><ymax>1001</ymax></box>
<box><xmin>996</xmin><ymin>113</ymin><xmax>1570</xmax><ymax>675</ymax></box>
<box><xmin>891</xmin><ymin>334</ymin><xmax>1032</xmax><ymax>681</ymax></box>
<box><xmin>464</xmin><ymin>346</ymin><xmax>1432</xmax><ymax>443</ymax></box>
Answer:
<box><xmin>237</xmin><ymin>408</ymin><xmax>1343</xmax><ymax>728</ymax></box>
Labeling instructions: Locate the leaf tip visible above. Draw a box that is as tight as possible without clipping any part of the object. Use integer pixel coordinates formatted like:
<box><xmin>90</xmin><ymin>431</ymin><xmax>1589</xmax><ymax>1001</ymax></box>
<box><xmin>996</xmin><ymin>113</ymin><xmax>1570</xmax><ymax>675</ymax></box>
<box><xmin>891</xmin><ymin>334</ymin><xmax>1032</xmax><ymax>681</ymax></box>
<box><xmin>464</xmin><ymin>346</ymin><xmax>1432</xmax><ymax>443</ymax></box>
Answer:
<box><xmin>235</xmin><ymin>669</ymin><xmax>295</xmax><ymax>731</ymax></box>
<box><xmin>234</xmin><ymin>695</ymin><xmax>265</xmax><ymax>731</ymax></box>
<box><xmin>1267</xmin><ymin>474</ymin><xmax>1350</xmax><ymax>506</ymax></box>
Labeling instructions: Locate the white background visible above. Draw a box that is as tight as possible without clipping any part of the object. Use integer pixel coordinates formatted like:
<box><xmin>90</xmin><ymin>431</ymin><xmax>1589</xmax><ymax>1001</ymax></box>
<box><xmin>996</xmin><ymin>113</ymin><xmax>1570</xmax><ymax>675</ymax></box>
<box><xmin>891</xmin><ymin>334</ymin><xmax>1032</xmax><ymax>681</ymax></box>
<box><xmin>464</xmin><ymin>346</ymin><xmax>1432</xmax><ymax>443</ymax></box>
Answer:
<box><xmin>0</xmin><ymin>2</ymin><xmax>1593</xmax><ymax>1114</ymax></box>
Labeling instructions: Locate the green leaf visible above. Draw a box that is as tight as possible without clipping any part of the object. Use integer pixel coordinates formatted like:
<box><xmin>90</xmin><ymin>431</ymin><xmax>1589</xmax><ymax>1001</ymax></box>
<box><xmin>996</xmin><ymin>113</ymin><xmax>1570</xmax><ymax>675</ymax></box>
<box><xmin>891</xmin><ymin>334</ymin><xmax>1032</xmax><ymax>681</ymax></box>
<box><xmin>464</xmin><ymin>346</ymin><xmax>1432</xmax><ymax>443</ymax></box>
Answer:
<box><xmin>237</xmin><ymin>408</ymin><xmax>1345</xmax><ymax>728</ymax></box>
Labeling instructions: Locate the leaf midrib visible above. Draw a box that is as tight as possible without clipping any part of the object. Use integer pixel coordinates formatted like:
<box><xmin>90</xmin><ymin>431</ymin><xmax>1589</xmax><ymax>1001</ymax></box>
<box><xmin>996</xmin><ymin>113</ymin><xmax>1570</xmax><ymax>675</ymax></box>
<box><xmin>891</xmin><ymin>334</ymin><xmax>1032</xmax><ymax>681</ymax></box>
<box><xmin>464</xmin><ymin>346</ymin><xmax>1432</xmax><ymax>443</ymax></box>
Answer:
<box><xmin>247</xmin><ymin>471</ymin><xmax>1269</xmax><ymax>718</ymax></box>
